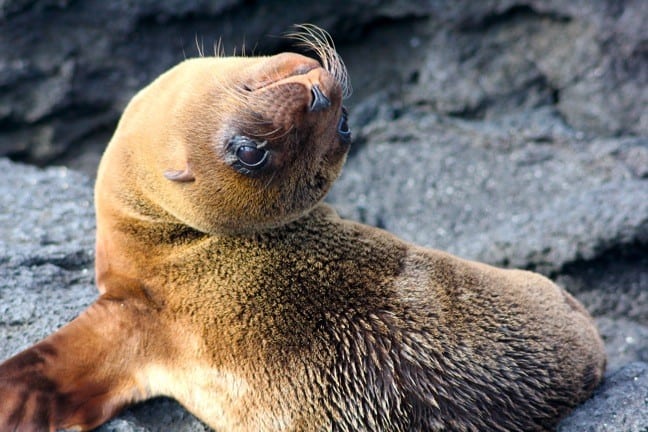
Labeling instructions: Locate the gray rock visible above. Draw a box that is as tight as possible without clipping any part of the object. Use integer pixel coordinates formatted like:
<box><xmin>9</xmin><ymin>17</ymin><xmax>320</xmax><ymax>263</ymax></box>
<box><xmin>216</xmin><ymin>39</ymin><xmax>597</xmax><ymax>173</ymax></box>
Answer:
<box><xmin>0</xmin><ymin>158</ymin><xmax>205</xmax><ymax>430</ymax></box>
<box><xmin>97</xmin><ymin>398</ymin><xmax>208</xmax><ymax>432</ymax></box>
<box><xmin>403</xmin><ymin>1</ymin><xmax>648</xmax><ymax>137</ymax></box>
<box><xmin>2</xmin><ymin>0</ymin><xmax>646</xmax><ymax>170</ymax></box>
<box><xmin>556</xmin><ymin>247</ymin><xmax>648</xmax><ymax>372</ymax></box>
<box><xmin>596</xmin><ymin>318</ymin><xmax>648</xmax><ymax>373</ymax></box>
<box><xmin>558</xmin><ymin>362</ymin><xmax>648</xmax><ymax>432</ymax></box>
<box><xmin>0</xmin><ymin>158</ymin><xmax>95</xmax><ymax>361</ymax></box>
<box><xmin>329</xmin><ymin>108</ymin><xmax>648</xmax><ymax>274</ymax></box>
<box><xmin>0</xmin><ymin>0</ymin><xmax>430</xmax><ymax>169</ymax></box>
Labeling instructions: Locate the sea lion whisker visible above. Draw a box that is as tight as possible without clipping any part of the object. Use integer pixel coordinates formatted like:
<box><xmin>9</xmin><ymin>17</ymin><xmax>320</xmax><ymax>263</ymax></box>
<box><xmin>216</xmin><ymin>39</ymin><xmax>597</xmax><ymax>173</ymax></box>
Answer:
<box><xmin>241</xmin><ymin>35</ymin><xmax>247</xmax><ymax>57</ymax></box>
<box><xmin>213</xmin><ymin>38</ymin><xmax>225</xmax><ymax>58</ymax></box>
<box><xmin>194</xmin><ymin>34</ymin><xmax>205</xmax><ymax>58</ymax></box>
<box><xmin>261</xmin><ymin>169</ymin><xmax>278</xmax><ymax>192</ymax></box>
<box><xmin>266</xmin><ymin>124</ymin><xmax>294</xmax><ymax>141</ymax></box>
<box><xmin>254</xmin><ymin>126</ymin><xmax>284</xmax><ymax>138</ymax></box>
<box><xmin>286</xmin><ymin>24</ymin><xmax>352</xmax><ymax>99</ymax></box>
<box><xmin>211</xmin><ymin>75</ymin><xmax>256</xmax><ymax>110</ymax></box>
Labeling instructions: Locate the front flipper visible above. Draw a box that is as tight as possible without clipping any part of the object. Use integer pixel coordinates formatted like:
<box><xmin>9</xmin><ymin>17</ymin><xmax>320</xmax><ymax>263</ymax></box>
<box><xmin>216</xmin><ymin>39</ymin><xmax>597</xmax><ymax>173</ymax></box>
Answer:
<box><xmin>0</xmin><ymin>295</ymin><xmax>157</xmax><ymax>431</ymax></box>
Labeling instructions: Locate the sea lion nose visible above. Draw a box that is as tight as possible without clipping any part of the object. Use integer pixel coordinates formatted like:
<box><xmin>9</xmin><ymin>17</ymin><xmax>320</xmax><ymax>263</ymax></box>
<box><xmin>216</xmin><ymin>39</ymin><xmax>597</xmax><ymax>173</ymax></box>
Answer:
<box><xmin>310</xmin><ymin>84</ymin><xmax>331</xmax><ymax>112</ymax></box>
<box><xmin>302</xmin><ymin>66</ymin><xmax>335</xmax><ymax>112</ymax></box>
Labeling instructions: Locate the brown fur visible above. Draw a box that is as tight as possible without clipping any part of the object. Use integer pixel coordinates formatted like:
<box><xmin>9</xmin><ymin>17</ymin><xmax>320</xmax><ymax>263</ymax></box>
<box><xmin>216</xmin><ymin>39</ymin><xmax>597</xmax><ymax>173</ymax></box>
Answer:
<box><xmin>0</xmin><ymin>26</ymin><xmax>605</xmax><ymax>431</ymax></box>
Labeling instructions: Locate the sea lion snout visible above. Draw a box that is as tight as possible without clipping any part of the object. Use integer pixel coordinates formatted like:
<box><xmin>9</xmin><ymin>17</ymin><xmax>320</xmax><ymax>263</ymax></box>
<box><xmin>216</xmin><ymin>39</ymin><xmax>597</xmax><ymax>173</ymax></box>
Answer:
<box><xmin>245</xmin><ymin>54</ymin><xmax>343</xmax><ymax>131</ymax></box>
<box><xmin>244</xmin><ymin>52</ymin><xmax>342</xmax><ymax>104</ymax></box>
<box><xmin>243</xmin><ymin>52</ymin><xmax>321</xmax><ymax>90</ymax></box>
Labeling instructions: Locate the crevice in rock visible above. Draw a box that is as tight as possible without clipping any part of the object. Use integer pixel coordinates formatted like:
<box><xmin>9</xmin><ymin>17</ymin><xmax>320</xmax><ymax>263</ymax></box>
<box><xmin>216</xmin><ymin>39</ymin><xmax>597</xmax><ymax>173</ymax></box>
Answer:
<box><xmin>558</xmin><ymin>241</ymin><xmax>648</xmax><ymax>280</ymax></box>
<box><xmin>555</xmin><ymin>241</ymin><xmax>648</xmax><ymax>323</ymax></box>
<box><xmin>3</xmin><ymin>104</ymin><xmax>116</xmax><ymax>167</ymax></box>
<box><xmin>550</xmin><ymin>86</ymin><xmax>560</xmax><ymax>105</ymax></box>
<box><xmin>445</xmin><ymin>100</ymin><xmax>487</xmax><ymax>120</ymax></box>
<box><xmin>459</xmin><ymin>4</ymin><xmax>571</xmax><ymax>32</ymax></box>
<box><xmin>18</xmin><ymin>250</ymin><xmax>94</xmax><ymax>272</ymax></box>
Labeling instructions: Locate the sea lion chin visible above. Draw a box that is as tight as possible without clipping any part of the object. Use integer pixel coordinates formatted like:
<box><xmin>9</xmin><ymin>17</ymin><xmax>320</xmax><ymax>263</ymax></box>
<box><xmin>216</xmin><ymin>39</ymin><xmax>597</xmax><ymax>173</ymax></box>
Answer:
<box><xmin>0</xmin><ymin>25</ymin><xmax>605</xmax><ymax>432</ymax></box>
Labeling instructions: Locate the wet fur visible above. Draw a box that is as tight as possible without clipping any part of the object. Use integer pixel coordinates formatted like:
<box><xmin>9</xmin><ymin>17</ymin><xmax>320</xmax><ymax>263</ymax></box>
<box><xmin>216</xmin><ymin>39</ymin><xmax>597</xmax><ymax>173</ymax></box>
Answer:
<box><xmin>0</xmin><ymin>26</ymin><xmax>605</xmax><ymax>431</ymax></box>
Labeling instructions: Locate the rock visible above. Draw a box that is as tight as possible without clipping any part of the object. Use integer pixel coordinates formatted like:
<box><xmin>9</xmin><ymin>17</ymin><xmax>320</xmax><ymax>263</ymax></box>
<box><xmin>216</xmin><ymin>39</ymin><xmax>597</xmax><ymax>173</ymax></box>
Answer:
<box><xmin>328</xmin><ymin>108</ymin><xmax>648</xmax><ymax>274</ymax></box>
<box><xmin>0</xmin><ymin>158</ymin><xmax>95</xmax><ymax>361</ymax></box>
<box><xmin>0</xmin><ymin>0</ymin><xmax>430</xmax><ymax>169</ymax></box>
<box><xmin>556</xmin><ymin>246</ymin><xmax>648</xmax><ymax>372</ymax></box>
<box><xmin>97</xmin><ymin>398</ymin><xmax>208</xmax><ymax>432</ymax></box>
<box><xmin>1</xmin><ymin>0</ymin><xmax>645</xmax><ymax>170</ymax></box>
<box><xmin>400</xmin><ymin>0</ymin><xmax>648</xmax><ymax>137</ymax></box>
<box><xmin>558</xmin><ymin>362</ymin><xmax>648</xmax><ymax>432</ymax></box>
<box><xmin>0</xmin><ymin>158</ymin><xmax>205</xmax><ymax>430</ymax></box>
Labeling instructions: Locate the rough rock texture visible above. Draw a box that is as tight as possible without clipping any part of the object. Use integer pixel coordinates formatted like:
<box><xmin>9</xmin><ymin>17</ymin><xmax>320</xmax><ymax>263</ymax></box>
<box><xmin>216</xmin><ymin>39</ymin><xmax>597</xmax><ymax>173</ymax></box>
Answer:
<box><xmin>328</xmin><ymin>109</ymin><xmax>648</xmax><ymax>274</ymax></box>
<box><xmin>558</xmin><ymin>362</ymin><xmax>648</xmax><ymax>432</ymax></box>
<box><xmin>0</xmin><ymin>159</ymin><xmax>95</xmax><ymax>359</ymax></box>
<box><xmin>1</xmin><ymin>0</ymin><xmax>645</xmax><ymax>171</ymax></box>
<box><xmin>0</xmin><ymin>0</ymin><xmax>647</xmax><ymax>430</ymax></box>
<box><xmin>0</xmin><ymin>0</ymin><xmax>430</xmax><ymax>169</ymax></box>
<box><xmin>0</xmin><ymin>159</ymin><xmax>209</xmax><ymax>431</ymax></box>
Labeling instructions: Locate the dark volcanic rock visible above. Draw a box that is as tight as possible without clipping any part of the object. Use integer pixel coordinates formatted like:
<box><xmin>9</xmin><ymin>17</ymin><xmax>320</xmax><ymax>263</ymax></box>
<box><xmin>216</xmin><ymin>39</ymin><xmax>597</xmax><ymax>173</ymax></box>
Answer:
<box><xmin>0</xmin><ymin>158</ymin><xmax>207</xmax><ymax>431</ymax></box>
<box><xmin>0</xmin><ymin>158</ymin><xmax>95</xmax><ymax>360</ymax></box>
<box><xmin>557</xmin><ymin>246</ymin><xmax>648</xmax><ymax>372</ymax></box>
<box><xmin>329</xmin><ymin>108</ymin><xmax>648</xmax><ymax>274</ymax></box>
<box><xmin>404</xmin><ymin>1</ymin><xmax>648</xmax><ymax>137</ymax></box>
<box><xmin>558</xmin><ymin>362</ymin><xmax>648</xmax><ymax>432</ymax></box>
<box><xmin>1</xmin><ymin>0</ymin><xmax>645</xmax><ymax>171</ymax></box>
<box><xmin>0</xmin><ymin>0</ymin><xmax>429</xmax><ymax>169</ymax></box>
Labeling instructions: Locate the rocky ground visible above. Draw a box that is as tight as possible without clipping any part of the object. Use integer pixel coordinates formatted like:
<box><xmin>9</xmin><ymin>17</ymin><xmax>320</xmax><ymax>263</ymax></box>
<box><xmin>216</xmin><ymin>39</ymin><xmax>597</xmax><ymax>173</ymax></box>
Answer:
<box><xmin>1</xmin><ymin>0</ymin><xmax>646</xmax><ymax>430</ymax></box>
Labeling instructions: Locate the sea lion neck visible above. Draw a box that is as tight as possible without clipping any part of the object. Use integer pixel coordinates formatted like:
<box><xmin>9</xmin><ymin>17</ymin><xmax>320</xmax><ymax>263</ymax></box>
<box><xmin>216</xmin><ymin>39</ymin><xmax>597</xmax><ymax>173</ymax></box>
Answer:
<box><xmin>93</xmin><ymin>202</ymin><xmax>330</xmax><ymax>290</ymax></box>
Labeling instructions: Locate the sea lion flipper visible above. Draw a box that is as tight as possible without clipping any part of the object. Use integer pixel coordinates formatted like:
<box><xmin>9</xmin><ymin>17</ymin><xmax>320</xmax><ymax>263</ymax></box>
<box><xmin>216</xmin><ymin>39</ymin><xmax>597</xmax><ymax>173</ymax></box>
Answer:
<box><xmin>0</xmin><ymin>297</ymin><xmax>152</xmax><ymax>431</ymax></box>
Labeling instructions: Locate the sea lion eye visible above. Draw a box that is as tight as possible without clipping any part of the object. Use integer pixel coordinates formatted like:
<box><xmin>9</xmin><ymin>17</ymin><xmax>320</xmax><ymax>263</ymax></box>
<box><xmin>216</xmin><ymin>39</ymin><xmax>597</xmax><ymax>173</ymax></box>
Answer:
<box><xmin>236</xmin><ymin>145</ymin><xmax>268</xmax><ymax>168</ymax></box>
<box><xmin>337</xmin><ymin>107</ymin><xmax>351</xmax><ymax>144</ymax></box>
<box><xmin>226</xmin><ymin>135</ymin><xmax>269</xmax><ymax>175</ymax></box>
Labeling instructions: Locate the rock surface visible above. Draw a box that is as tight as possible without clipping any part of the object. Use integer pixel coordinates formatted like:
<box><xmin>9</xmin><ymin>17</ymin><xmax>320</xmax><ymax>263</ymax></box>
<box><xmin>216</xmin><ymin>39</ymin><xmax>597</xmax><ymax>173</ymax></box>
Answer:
<box><xmin>0</xmin><ymin>0</ymin><xmax>647</xmax><ymax>430</ymax></box>
<box><xmin>1</xmin><ymin>0</ymin><xmax>646</xmax><ymax>170</ymax></box>
<box><xmin>328</xmin><ymin>109</ymin><xmax>648</xmax><ymax>274</ymax></box>
<box><xmin>558</xmin><ymin>362</ymin><xmax>648</xmax><ymax>432</ymax></box>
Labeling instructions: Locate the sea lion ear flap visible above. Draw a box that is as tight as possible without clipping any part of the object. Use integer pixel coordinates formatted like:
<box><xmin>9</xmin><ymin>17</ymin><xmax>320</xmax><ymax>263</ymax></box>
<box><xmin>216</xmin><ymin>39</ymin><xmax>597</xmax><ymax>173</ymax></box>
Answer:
<box><xmin>164</xmin><ymin>164</ymin><xmax>195</xmax><ymax>182</ymax></box>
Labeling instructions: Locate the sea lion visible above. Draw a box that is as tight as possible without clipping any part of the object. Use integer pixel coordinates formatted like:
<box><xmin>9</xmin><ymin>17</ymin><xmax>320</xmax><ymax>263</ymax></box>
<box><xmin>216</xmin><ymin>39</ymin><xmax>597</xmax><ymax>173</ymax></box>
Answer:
<box><xmin>0</xmin><ymin>25</ymin><xmax>605</xmax><ymax>431</ymax></box>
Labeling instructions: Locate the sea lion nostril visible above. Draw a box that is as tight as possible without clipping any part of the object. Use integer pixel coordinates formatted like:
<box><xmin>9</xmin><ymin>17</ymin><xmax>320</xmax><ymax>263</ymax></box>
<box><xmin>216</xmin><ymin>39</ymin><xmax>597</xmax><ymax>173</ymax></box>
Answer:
<box><xmin>309</xmin><ymin>84</ymin><xmax>331</xmax><ymax>112</ymax></box>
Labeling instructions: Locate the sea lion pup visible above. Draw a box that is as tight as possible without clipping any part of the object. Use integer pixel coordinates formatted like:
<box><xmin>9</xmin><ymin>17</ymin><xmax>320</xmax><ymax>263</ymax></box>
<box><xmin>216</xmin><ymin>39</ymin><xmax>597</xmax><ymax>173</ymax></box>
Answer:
<box><xmin>0</xmin><ymin>25</ymin><xmax>605</xmax><ymax>431</ymax></box>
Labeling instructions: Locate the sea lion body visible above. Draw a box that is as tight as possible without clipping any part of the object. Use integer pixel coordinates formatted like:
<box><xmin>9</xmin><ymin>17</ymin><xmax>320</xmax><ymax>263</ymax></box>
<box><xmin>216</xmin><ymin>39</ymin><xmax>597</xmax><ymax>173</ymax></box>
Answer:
<box><xmin>124</xmin><ymin>204</ymin><xmax>603</xmax><ymax>432</ymax></box>
<box><xmin>0</xmin><ymin>27</ymin><xmax>604</xmax><ymax>431</ymax></box>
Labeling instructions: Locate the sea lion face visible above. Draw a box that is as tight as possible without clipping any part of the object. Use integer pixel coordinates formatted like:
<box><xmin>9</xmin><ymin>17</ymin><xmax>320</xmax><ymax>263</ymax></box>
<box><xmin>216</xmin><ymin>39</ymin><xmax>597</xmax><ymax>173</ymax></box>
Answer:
<box><xmin>99</xmin><ymin>28</ymin><xmax>351</xmax><ymax>235</ymax></box>
<box><xmin>183</xmin><ymin>53</ymin><xmax>350</xmax><ymax>234</ymax></box>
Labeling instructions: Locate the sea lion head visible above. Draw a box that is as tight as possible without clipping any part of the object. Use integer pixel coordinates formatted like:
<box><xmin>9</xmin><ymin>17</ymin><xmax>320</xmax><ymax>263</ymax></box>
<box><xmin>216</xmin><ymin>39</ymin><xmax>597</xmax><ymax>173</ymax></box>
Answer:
<box><xmin>96</xmin><ymin>25</ymin><xmax>351</xmax><ymax>235</ymax></box>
